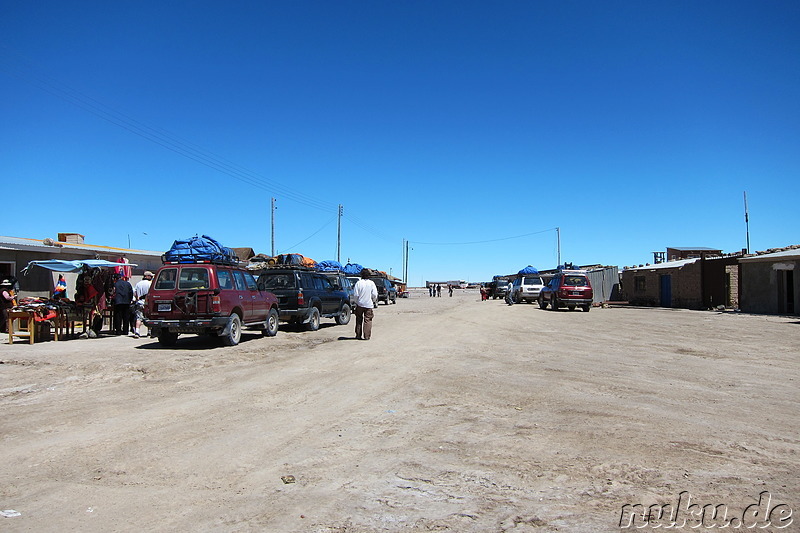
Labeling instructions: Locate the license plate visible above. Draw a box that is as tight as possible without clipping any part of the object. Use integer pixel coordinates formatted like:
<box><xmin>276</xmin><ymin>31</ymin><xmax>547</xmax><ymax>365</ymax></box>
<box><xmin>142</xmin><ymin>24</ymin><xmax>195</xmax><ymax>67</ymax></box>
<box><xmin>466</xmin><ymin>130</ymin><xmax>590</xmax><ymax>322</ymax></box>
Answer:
<box><xmin>571</xmin><ymin>291</ymin><xmax>582</xmax><ymax>296</ymax></box>
<box><xmin>158</xmin><ymin>303</ymin><xmax>172</xmax><ymax>312</ymax></box>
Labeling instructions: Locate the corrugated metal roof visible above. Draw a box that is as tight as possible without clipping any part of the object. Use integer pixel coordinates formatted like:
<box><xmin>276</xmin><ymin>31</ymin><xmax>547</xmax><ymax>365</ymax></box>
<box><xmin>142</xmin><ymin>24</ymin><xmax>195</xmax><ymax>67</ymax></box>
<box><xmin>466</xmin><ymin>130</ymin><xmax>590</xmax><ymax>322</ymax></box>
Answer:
<box><xmin>0</xmin><ymin>235</ymin><xmax>163</xmax><ymax>256</ymax></box>
<box><xmin>626</xmin><ymin>258</ymin><xmax>698</xmax><ymax>271</ymax></box>
<box><xmin>739</xmin><ymin>248</ymin><xmax>800</xmax><ymax>262</ymax></box>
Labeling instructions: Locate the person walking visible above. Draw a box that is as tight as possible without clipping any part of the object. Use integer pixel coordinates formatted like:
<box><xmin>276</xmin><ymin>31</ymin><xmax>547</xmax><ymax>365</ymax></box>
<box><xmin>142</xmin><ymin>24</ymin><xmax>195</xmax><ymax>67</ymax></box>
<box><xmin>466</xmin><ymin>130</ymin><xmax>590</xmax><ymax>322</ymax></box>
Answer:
<box><xmin>428</xmin><ymin>284</ymin><xmax>433</xmax><ymax>297</ymax></box>
<box><xmin>505</xmin><ymin>281</ymin><xmax>515</xmax><ymax>305</ymax></box>
<box><xmin>353</xmin><ymin>268</ymin><xmax>378</xmax><ymax>340</ymax></box>
<box><xmin>132</xmin><ymin>271</ymin><xmax>153</xmax><ymax>338</ymax></box>
<box><xmin>112</xmin><ymin>274</ymin><xmax>134</xmax><ymax>335</ymax></box>
<box><xmin>448</xmin><ymin>284</ymin><xmax>454</xmax><ymax>297</ymax></box>
<box><xmin>436</xmin><ymin>284</ymin><xmax>442</xmax><ymax>297</ymax></box>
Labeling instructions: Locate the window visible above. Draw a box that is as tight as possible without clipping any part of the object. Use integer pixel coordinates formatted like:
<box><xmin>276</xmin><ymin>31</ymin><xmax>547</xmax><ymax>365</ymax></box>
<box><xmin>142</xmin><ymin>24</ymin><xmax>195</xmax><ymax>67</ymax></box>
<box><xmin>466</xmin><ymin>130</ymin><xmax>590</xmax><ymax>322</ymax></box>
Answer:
<box><xmin>232</xmin><ymin>270</ymin><xmax>247</xmax><ymax>291</ymax></box>
<box><xmin>155</xmin><ymin>268</ymin><xmax>177</xmax><ymax>290</ymax></box>
<box><xmin>178</xmin><ymin>268</ymin><xmax>209</xmax><ymax>290</ymax></box>
<box><xmin>563</xmin><ymin>275</ymin><xmax>588</xmax><ymax>287</ymax></box>
<box><xmin>634</xmin><ymin>276</ymin><xmax>646</xmax><ymax>291</ymax></box>
<box><xmin>259</xmin><ymin>273</ymin><xmax>295</xmax><ymax>290</ymax></box>
<box><xmin>217</xmin><ymin>270</ymin><xmax>234</xmax><ymax>290</ymax></box>
<box><xmin>244</xmin><ymin>272</ymin><xmax>258</xmax><ymax>291</ymax></box>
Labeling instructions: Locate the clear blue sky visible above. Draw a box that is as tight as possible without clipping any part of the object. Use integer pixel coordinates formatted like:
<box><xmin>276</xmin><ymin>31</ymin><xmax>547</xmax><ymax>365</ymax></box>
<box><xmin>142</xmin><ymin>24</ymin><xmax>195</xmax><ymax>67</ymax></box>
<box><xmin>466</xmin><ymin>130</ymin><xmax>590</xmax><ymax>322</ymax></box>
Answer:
<box><xmin>2</xmin><ymin>1</ymin><xmax>798</xmax><ymax>284</ymax></box>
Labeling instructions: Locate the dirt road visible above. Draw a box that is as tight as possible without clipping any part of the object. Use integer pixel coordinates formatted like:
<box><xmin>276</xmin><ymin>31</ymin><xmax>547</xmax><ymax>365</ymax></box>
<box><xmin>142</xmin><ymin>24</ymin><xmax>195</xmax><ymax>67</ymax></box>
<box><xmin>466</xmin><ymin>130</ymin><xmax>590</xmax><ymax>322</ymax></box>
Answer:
<box><xmin>1</xmin><ymin>291</ymin><xmax>798</xmax><ymax>531</ymax></box>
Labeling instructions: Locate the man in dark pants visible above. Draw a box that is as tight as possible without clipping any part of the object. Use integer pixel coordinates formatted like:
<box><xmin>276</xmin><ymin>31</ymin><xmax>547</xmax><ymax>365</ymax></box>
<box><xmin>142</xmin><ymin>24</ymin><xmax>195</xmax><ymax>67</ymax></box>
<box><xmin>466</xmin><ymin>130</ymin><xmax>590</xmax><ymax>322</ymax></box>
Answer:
<box><xmin>352</xmin><ymin>268</ymin><xmax>378</xmax><ymax>340</ymax></box>
<box><xmin>112</xmin><ymin>274</ymin><xmax>133</xmax><ymax>335</ymax></box>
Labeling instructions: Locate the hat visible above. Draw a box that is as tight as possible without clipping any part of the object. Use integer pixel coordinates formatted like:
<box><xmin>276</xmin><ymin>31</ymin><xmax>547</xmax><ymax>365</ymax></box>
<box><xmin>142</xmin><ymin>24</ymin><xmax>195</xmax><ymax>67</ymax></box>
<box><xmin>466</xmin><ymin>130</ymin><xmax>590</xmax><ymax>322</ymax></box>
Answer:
<box><xmin>144</xmin><ymin>271</ymin><xmax>154</xmax><ymax>278</ymax></box>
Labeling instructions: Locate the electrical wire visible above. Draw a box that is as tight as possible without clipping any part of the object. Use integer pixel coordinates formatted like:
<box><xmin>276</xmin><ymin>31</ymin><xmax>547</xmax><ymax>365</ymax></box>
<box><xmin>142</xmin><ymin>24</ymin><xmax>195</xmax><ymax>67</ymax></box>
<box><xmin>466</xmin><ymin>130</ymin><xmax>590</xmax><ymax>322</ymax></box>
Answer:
<box><xmin>410</xmin><ymin>227</ymin><xmax>557</xmax><ymax>246</ymax></box>
<box><xmin>277</xmin><ymin>215</ymin><xmax>338</xmax><ymax>254</ymax></box>
<box><xmin>0</xmin><ymin>46</ymin><xmax>337</xmax><ymax>213</ymax></box>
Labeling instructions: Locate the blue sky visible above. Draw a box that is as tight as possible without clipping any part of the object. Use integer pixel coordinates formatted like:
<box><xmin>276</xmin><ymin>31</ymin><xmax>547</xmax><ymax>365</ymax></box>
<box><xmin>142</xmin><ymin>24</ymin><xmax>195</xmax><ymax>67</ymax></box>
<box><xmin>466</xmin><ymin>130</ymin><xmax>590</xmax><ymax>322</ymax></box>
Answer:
<box><xmin>1</xmin><ymin>1</ymin><xmax>798</xmax><ymax>284</ymax></box>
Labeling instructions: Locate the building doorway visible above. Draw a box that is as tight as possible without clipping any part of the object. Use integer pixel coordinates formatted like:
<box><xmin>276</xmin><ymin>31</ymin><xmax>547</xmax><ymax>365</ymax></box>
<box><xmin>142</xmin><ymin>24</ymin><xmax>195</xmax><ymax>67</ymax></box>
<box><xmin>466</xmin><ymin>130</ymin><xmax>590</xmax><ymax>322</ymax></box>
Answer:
<box><xmin>660</xmin><ymin>274</ymin><xmax>672</xmax><ymax>308</ymax></box>
<box><xmin>778</xmin><ymin>270</ymin><xmax>795</xmax><ymax>315</ymax></box>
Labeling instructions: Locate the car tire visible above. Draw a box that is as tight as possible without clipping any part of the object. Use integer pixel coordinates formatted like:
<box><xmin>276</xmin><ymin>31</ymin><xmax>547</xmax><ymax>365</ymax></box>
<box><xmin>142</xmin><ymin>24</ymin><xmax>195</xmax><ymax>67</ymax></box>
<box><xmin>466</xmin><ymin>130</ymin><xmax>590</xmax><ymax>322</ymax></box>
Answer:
<box><xmin>263</xmin><ymin>308</ymin><xmax>279</xmax><ymax>337</ymax></box>
<box><xmin>222</xmin><ymin>314</ymin><xmax>242</xmax><ymax>346</ymax></box>
<box><xmin>582</xmin><ymin>305</ymin><xmax>591</xmax><ymax>312</ymax></box>
<box><xmin>538</xmin><ymin>297</ymin><xmax>548</xmax><ymax>310</ymax></box>
<box><xmin>336</xmin><ymin>303</ymin><xmax>351</xmax><ymax>325</ymax></box>
<box><xmin>157</xmin><ymin>331</ymin><xmax>178</xmax><ymax>347</ymax></box>
<box><xmin>306</xmin><ymin>307</ymin><xmax>321</xmax><ymax>331</ymax></box>
<box><xmin>568</xmin><ymin>305</ymin><xmax>576</xmax><ymax>311</ymax></box>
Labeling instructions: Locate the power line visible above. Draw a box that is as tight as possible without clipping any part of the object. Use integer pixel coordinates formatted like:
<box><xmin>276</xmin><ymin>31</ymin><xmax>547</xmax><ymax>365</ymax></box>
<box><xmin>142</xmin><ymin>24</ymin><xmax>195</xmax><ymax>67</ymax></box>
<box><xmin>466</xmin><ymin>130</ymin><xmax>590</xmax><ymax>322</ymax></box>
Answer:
<box><xmin>277</xmin><ymin>215</ymin><xmax>338</xmax><ymax>254</ymax></box>
<box><xmin>0</xmin><ymin>46</ymin><xmax>337</xmax><ymax>213</ymax></box>
<box><xmin>410</xmin><ymin>227</ymin><xmax>557</xmax><ymax>246</ymax></box>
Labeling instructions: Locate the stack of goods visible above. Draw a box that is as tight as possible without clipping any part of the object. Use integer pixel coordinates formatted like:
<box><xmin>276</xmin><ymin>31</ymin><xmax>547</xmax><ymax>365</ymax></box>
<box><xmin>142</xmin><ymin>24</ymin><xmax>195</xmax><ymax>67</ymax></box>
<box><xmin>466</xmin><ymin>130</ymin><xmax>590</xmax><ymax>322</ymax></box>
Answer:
<box><xmin>163</xmin><ymin>235</ymin><xmax>239</xmax><ymax>265</ymax></box>
<box><xmin>342</xmin><ymin>263</ymin><xmax>364</xmax><ymax>276</ymax></box>
<box><xmin>316</xmin><ymin>260</ymin><xmax>343</xmax><ymax>272</ymax></box>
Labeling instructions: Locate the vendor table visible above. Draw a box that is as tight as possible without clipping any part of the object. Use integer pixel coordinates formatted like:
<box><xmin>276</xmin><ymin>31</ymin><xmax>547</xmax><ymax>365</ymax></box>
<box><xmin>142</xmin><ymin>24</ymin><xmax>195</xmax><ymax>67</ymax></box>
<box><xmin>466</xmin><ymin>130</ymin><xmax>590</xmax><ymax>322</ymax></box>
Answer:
<box><xmin>7</xmin><ymin>310</ymin><xmax>36</xmax><ymax>344</ymax></box>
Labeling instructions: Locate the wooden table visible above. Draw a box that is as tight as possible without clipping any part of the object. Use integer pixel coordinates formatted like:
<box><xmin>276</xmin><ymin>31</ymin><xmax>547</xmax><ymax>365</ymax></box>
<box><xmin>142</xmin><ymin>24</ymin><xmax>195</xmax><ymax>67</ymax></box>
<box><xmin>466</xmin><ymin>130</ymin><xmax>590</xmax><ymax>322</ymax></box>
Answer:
<box><xmin>7</xmin><ymin>310</ymin><xmax>36</xmax><ymax>344</ymax></box>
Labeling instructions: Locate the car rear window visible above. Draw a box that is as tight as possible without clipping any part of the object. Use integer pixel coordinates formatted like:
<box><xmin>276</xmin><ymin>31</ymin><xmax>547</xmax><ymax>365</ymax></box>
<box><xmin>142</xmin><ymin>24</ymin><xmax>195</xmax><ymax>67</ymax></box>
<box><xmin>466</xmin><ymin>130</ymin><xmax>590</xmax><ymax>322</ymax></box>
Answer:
<box><xmin>154</xmin><ymin>268</ymin><xmax>177</xmax><ymax>290</ymax></box>
<box><xmin>563</xmin><ymin>275</ymin><xmax>589</xmax><ymax>287</ymax></box>
<box><xmin>523</xmin><ymin>276</ymin><xmax>543</xmax><ymax>285</ymax></box>
<box><xmin>258</xmin><ymin>273</ymin><xmax>296</xmax><ymax>290</ymax></box>
<box><xmin>179</xmin><ymin>268</ymin><xmax>210</xmax><ymax>290</ymax></box>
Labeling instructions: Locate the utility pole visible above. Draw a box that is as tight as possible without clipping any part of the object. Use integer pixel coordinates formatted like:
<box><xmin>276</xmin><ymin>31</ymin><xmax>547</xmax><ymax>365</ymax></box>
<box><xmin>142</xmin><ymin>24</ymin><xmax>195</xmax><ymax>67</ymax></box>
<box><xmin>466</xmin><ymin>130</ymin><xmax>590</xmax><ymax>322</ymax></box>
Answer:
<box><xmin>556</xmin><ymin>227</ymin><xmax>561</xmax><ymax>267</ymax></box>
<box><xmin>270</xmin><ymin>197</ymin><xmax>276</xmax><ymax>257</ymax></box>
<box><xmin>743</xmin><ymin>191</ymin><xmax>751</xmax><ymax>254</ymax></box>
<box><xmin>337</xmin><ymin>204</ymin><xmax>343</xmax><ymax>263</ymax></box>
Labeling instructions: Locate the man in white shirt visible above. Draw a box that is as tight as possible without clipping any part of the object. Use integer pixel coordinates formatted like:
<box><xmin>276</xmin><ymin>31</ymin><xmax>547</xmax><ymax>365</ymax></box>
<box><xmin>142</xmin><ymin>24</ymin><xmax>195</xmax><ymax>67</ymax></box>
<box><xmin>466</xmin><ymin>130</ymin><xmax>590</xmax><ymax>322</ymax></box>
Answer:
<box><xmin>132</xmin><ymin>271</ymin><xmax>154</xmax><ymax>338</ymax></box>
<box><xmin>352</xmin><ymin>269</ymin><xmax>378</xmax><ymax>340</ymax></box>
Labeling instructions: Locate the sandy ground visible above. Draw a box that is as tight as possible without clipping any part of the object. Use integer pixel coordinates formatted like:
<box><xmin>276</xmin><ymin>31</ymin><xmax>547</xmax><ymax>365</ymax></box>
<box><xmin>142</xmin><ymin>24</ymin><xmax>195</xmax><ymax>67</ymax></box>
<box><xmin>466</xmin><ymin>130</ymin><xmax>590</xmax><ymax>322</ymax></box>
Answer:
<box><xmin>1</xmin><ymin>290</ymin><xmax>798</xmax><ymax>532</ymax></box>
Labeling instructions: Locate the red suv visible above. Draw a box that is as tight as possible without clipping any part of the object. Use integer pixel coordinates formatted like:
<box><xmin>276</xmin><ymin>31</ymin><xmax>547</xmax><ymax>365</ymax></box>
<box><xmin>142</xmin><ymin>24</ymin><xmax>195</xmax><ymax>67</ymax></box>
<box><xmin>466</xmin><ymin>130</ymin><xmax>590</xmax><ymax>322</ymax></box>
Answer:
<box><xmin>145</xmin><ymin>263</ymin><xmax>279</xmax><ymax>346</ymax></box>
<box><xmin>538</xmin><ymin>270</ymin><xmax>593</xmax><ymax>312</ymax></box>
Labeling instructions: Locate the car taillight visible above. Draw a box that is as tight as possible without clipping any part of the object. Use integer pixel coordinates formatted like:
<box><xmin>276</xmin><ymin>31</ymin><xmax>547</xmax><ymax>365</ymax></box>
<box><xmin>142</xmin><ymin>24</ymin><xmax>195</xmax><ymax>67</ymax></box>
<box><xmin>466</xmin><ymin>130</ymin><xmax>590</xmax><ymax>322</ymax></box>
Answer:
<box><xmin>297</xmin><ymin>289</ymin><xmax>305</xmax><ymax>305</ymax></box>
<box><xmin>212</xmin><ymin>295</ymin><xmax>221</xmax><ymax>313</ymax></box>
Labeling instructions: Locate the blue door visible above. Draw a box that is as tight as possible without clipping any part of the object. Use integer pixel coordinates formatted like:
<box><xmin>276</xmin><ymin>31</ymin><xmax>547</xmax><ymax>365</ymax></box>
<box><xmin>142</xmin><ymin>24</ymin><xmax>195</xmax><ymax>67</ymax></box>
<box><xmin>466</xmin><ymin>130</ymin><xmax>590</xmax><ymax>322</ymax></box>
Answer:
<box><xmin>660</xmin><ymin>274</ymin><xmax>672</xmax><ymax>307</ymax></box>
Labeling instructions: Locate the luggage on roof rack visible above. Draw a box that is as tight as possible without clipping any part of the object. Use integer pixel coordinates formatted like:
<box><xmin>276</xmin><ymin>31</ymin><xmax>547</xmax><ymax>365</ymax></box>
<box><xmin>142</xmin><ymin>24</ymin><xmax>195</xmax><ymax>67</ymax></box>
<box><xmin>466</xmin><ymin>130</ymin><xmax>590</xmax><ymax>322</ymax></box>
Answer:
<box><xmin>162</xmin><ymin>235</ymin><xmax>239</xmax><ymax>265</ymax></box>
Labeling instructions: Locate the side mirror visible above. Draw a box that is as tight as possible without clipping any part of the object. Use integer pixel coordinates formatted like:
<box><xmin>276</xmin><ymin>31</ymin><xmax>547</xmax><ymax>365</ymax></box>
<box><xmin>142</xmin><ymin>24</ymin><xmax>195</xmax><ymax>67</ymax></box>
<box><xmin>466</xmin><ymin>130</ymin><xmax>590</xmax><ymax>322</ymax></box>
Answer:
<box><xmin>213</xmin><ymin>288</ymin><xmax>221</xmax><ymax>295</ymax></box>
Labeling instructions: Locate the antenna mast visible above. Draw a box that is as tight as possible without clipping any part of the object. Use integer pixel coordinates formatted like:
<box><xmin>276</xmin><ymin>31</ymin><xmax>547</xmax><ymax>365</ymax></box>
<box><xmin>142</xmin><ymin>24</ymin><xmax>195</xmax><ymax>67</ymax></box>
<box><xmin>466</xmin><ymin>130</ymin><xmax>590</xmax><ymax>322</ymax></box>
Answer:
<box><xmin>743</xmin><ymin>191</ymin><xmax>750</xmax><ymax>254</ymax></box>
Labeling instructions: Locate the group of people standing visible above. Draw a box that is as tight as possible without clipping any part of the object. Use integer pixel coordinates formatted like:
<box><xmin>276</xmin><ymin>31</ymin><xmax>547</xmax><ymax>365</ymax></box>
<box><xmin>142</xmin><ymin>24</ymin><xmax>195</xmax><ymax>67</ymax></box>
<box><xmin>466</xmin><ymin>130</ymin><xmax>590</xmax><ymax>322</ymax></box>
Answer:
<box><xmin>110</xmin><ymin>271</ymin><xmax>153</xmax><ymax>337</ymax></box>
<box><xmin>428</xmin><ymin>284</ymin><xmax>442</xmax><ymax>297</ymax></box>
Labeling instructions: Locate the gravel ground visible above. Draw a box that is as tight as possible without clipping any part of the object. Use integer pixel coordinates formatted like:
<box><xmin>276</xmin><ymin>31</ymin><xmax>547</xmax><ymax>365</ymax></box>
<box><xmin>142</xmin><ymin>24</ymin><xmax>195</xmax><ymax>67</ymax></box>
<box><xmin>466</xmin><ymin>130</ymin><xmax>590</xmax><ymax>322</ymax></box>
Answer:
<box><xmin>1</xmin><ymin>290</ymin><xmax>798</xmax><ymax>532</ymax></box>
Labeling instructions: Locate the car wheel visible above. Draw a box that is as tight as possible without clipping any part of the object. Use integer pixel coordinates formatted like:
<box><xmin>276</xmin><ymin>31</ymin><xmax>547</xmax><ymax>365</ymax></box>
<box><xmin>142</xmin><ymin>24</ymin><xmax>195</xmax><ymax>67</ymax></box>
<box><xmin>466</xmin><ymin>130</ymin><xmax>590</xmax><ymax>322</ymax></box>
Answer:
<box><xmin>538</xmin><ymin>297</ymin><xmax>548</xmax><ymax>309</ymax></box>
<box><xmin>582</xmin><ymin>305</ymin><xmax>591</xmax><ymax>312</ymax></box>
<box><xmin>568</xmin><ymin>305</ymin><xmax>576</xmax><ymax>311</ymax></box>
<box><xmin>306</xmin><ymin>307</ymin><xmax>321</xmax><ymax>331</ymax></box>
<box><xmin>336</xmin><ymin>303</ymin><xmax>351</xmax><ymax>325</ymax></box>
<box><xmin>222</xmin><ymin>314</ymin><xmax>242</xmax><ymax>346</ymax></box>
<box><xmin>157</xmin><ymin>331</ymin><xmax>178</xmax><ymax>347</ymax></box>
<box><xmin>262</xmin><ymin>308</ymin><xmax>279</xmax><ymax>337</ymax></box>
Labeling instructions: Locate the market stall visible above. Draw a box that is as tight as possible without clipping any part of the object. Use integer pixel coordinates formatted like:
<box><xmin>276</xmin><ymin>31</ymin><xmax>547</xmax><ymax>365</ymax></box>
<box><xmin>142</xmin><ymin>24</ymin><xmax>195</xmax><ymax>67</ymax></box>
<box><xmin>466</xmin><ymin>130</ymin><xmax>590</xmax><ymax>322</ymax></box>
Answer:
<box><xmin>8</xmin><ymin>259</ymin><xmax>137</xmax><ymax>343</ymax></box>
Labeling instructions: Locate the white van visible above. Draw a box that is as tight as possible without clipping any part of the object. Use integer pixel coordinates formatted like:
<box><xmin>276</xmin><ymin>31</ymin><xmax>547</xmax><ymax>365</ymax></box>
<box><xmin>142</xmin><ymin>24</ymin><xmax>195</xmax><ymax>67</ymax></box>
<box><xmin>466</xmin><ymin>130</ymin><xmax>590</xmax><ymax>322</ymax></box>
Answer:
<box><xmin>511</xmin><ymin>274</ymin><xmax>545</xmax><ymax>304</ymax></box>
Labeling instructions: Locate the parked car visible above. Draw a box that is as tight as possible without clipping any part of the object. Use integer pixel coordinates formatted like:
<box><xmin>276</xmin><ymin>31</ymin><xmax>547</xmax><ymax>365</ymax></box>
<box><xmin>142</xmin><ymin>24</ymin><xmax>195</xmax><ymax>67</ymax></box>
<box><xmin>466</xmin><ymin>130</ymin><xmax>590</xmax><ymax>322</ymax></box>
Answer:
<box><xmin>145</xmin><ymin>263</ymin><xmax>280</xmax><ymax>347</ymax></box>
<box><xmin>321</xmin><ymin>271</ymin><xmax>355</xmax><ymax>308</ymax></box>
<box><xmin>256</xmin><ymin>268</ymin><xmax>351</xmax><ymax>330</ymax></box>
<box><xmin>538</xmin><ymin>270</ymin><xmax>594</xmax><ymax>312</ymax></box>
<box><xmin>511</xmin><ymin>274</ymin><xmax>545</xmax><ymax>303</ymax></box>
<box><xmin>370</xmin><ymin>276</ymin><xmax>397</xmax><ymax>304</ymax></box>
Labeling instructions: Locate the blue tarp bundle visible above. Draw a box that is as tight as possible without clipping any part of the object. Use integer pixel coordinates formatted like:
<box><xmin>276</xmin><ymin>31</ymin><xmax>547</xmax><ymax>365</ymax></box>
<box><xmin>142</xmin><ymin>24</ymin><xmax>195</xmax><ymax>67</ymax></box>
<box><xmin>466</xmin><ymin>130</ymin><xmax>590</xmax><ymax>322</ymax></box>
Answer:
<box><xmin>518</xmin><ymin>265</ymin><xmax>539</xmax><ymax>275</ymax></box>
<box><xmin>22</xmin><ymin>259</ymin><xmax>139</xmax><ymax>274</ymax></box>
<box><xmin>317</xmin><ymin>260</ymin><xmax>343</xmax><ymax>272</ymax></box>
<box><xmin>343</xmin><ymin>263</ymin><xmax>364</xmax><ymax>276</ymax></box>
<box><xmin>163</xmin><ymin>235</ymin><xmax>238</xmax><ymax>265</ymax></box>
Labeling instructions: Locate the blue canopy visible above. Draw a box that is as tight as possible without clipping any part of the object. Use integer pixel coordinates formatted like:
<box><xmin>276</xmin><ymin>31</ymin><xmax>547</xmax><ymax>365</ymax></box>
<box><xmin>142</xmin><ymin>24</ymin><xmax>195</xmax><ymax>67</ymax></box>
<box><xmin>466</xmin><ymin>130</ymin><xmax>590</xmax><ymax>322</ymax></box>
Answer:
<box><xmin>22</xmin><ymin>259</ymin><xmax>139</xmax><ymax>274</ymax></box>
